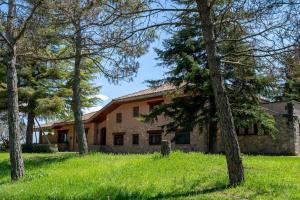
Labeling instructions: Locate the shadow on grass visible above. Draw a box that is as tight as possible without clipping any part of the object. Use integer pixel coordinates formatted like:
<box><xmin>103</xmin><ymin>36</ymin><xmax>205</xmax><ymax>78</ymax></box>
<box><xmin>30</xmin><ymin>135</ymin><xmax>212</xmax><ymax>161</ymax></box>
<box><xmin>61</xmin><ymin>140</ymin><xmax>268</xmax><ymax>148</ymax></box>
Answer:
<box><xmin>54</xmin><ymin>183</ymin><xmax>229</xmax><ymax>200</ymax></box>
<box><xmin>0</xmin><ymin>153</ymin><xmax>77</xmax><ymax>185</ymax></box>
<box><xmin>148</xmin><ymin>184</ymin><xmax>229</xmax><ymax>200</ymax></box>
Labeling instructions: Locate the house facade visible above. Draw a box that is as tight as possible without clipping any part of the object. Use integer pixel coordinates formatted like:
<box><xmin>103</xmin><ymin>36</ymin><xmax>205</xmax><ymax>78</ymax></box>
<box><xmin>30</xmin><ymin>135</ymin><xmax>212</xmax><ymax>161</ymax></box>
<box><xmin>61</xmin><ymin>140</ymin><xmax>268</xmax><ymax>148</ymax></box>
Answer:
<box><xmin>37</xmin><ymin>85</ymin><xmax>300</xmax><ymax>155</ymax></box>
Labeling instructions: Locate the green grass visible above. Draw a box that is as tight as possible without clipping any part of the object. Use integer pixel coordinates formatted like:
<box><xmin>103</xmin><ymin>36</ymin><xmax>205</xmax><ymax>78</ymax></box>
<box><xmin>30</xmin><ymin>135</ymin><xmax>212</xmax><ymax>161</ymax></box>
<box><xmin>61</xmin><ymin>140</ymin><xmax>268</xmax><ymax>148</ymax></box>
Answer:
<box><xmin>0</xmin><ymin>152</ymin><xmax>299</xmax><ymax>200</ymax></box>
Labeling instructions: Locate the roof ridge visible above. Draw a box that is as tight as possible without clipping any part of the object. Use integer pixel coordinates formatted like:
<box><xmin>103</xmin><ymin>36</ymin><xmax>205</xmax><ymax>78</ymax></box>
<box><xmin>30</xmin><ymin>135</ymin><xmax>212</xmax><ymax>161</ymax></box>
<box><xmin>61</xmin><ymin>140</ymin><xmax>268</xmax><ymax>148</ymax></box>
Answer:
<box><xmin>114</xmin><ymin>83</ymin><xmax>175</xmax><ymax>100</ymax></box>
<box><xmin>114</xmin><ymin>87</ymin><xmax>153</xmax><ymax>100</ymax></box>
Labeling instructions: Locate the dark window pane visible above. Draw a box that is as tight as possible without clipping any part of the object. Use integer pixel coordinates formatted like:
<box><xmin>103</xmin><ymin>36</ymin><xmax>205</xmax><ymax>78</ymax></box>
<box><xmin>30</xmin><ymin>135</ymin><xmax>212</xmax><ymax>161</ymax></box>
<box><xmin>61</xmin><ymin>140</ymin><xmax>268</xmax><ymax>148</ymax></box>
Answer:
<box><xmin>85</xmin><ymin>128</ymin><xmax>89</xmax><ymax>143</ymax></box>
<box><xmin>100</xmin><ymin>128</ymin><xmax>106</xmax><ymax>145</ymax></box>
<box><xmin>114</xmin><ymin>134</ymin><xmax>124</xmax><ymax>145</ymax></box>
<box><xmin>132</xmin><ymin>134</ymin><xmax>139</xmax><ymax>145</ymax></box>
<box><xmin>244</xmin><ymin>127</ymin><xmax>249</xmax><ymax>135</ymax></box>
<box><xmin>116</xmin><ymin>113</ymin><xmax>122</xmax><ymax>123</ymax></box>
<box><xmin>149</xmin><ymin>133</ymin><xmax>162</xmax><ymax>145</ymax></box>
<box><xmin>175</xmin><ymin>132</ymin><xmax>190</xmax><ymax>144</ymax></box>
<box><xmin>253</xmin><ymin>124</ymin><xmax>258</xmax><ymax>135</ymax></box>
<box><xmin>57</xmin><ymin>130</ymin><xmax>68</xmax><ymax>144</ymax></box>
<box><xmin>133</xmin><ymin>106</ymin><xmax>139</xmax><ymax>117</ymax></box>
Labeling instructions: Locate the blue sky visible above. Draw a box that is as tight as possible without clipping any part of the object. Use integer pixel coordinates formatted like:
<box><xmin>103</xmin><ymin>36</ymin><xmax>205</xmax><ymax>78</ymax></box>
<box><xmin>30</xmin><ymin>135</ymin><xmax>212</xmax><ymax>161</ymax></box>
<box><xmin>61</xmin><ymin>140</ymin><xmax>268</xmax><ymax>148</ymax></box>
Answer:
<box><xmin>88</xmin><ymin>32</ymin><xmax>169</xmax><ymax>111</ymax></box>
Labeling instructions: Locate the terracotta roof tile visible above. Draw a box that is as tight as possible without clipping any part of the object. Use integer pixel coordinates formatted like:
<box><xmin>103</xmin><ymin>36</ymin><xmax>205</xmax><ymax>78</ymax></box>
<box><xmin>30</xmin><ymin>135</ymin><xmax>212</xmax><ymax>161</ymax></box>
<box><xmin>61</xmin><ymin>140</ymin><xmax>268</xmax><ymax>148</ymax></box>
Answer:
<box><xmin>35</xmin><ymin>111</ymin><xmax>97</xmax><ymax>129</ymax></box>
<box><xmin>115</xmin><ymin>84</ymin><xmax>175</xmax><ymax>101</ymax></box>
<box><xmin>82</xmin><ymin>111</ymin><xmax>97</xmax><ymax>121</ymax></box>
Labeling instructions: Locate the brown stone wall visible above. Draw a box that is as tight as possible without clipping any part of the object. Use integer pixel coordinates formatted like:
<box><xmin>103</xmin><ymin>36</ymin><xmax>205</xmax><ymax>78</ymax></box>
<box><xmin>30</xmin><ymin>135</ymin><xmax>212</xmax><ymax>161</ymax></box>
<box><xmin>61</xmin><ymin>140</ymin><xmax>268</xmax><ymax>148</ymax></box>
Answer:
<box><xmin>214</xmin><ymin>114</ymin><xmax>298</xmax><ymax>155</ymax></box>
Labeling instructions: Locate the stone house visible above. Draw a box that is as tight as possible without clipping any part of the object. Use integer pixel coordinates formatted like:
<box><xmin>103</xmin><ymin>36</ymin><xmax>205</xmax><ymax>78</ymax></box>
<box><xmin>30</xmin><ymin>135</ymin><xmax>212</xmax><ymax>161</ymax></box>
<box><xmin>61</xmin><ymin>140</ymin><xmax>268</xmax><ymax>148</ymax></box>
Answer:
<box><xmin>37</xmin><ymin>85</ymin><xmax>300</xmax><ymax>155</ymax></box>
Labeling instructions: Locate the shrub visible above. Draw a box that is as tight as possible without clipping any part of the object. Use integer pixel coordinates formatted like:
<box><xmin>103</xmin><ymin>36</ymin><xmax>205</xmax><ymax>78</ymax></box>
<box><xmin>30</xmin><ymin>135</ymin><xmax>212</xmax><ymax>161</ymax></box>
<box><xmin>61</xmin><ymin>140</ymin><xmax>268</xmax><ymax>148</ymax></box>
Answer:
<box><xmin>22</xmin><ymin>144</ymin><xmax>58</xmax><ymax>153</ymax></box>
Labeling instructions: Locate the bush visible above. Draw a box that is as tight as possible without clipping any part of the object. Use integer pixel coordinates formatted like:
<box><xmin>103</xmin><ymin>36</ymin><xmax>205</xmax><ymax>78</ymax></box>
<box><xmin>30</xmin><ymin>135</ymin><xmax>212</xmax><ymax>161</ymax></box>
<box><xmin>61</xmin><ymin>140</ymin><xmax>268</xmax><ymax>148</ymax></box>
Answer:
<box><xmin>22</xmin><ymin>144</ymin><xmax>58</xmax><ymax>153</ymax></box>
<box><xmin>0</xmin><ymin>145</ymin><xmax>6</xmax><ymax>152</ymax></box>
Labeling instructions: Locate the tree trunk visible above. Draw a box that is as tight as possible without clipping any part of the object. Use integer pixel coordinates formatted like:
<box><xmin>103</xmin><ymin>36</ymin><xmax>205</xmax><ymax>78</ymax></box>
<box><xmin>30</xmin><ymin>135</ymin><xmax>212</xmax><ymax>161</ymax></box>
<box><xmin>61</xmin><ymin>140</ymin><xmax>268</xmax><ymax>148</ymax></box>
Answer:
<box><xmin>6</xmin><ymin>0</ymin><xmax>25</xmax><ymax>181</ymax></box>
<box><xmin>196</xmin><ymin>0</ymin><xmax>244</xmax><ymax>185</ymax></box>
<box><xmin>25</xmin><ymin>110</ymin><xmax>35</xmax><ymax>146</ymax></box>
<box><xmin>72</xmin><ymin>19</ymin><xmax>88</xmax><ymax>155</ymax></box>
<box><xmin>208</xmin><ymin>95</ymin><xmax>217</xmax><ymax>153</ymax></box>
<box><xmin>161</xmin><ymin>140</ymin><xmax>171</xmax><ymax>156</ymax></box>
<box><xmin>7</xmin><ymin>47</ymin><xmax>24</xmax><ymax>181</ymax></box>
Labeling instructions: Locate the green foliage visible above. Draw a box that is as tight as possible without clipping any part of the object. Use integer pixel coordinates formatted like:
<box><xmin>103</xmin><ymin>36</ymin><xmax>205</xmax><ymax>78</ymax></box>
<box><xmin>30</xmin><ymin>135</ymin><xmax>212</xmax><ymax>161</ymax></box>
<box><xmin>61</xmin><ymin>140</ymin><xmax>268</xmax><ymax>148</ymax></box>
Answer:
<box><xmin>0</xmin><ymin>46</ymin><xmax>101</xmax><ymax>121</ymax></box>
<box><xmin>144</xmin><ymin>22</ymin><xmax>277</xmax><ymax>135</ymax></box>
<box><xmin>0</xmin><ymin>152</ymin><xmax>299</xmax><ymax>199</ymax></box>
<box><xmin>281</xmin><ymin>45</ymin><xmax>300</xmax><ymax>101</ymax></box>
<box><xmin>35</xmin><ymin>96</ymin><xmax>65</xmax><ymax>116</ymax></box>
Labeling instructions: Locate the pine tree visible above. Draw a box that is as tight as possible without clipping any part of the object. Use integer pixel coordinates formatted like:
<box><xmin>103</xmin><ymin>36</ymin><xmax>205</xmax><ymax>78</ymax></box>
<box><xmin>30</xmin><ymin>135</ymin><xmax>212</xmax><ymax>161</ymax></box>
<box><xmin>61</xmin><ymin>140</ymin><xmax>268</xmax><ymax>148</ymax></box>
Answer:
<box><xmin>144</xmin><ymin>22</ymin><xmax>277</xmax><ymax>152</ymax></box>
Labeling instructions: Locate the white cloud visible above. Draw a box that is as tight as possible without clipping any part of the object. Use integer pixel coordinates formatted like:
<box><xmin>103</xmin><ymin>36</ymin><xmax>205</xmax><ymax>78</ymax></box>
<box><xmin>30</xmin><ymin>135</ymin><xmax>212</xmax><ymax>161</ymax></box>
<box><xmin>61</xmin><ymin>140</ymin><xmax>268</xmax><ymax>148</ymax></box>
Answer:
<box><xmin>95</xmin><ymin>94</ymin><xmax>109</xmax><ymax>101</ymax></box>
<box><xmin>83</xmin><ymin>105</ymin><xmax>103</xmax><ymax>114</ymax></box>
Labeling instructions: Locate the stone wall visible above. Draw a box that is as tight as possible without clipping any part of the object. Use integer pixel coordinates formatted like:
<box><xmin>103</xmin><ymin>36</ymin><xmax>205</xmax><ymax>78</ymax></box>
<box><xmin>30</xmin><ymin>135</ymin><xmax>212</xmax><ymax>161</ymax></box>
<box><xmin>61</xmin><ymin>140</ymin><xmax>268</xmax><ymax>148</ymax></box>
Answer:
<box><xmin>214</xmin><ymin>114</ymin><xmax>298</xmax><ymax>155</ymax></box>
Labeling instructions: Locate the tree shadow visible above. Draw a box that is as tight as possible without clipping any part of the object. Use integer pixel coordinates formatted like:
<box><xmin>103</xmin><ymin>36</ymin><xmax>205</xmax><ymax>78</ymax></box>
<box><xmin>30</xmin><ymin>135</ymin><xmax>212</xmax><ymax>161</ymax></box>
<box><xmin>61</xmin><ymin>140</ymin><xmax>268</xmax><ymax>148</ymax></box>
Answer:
<box><xmin>147</xmin><ymin>183</ymin><xmax>229</xmax><ymax>200</ymax></box>
<box><xmin>40</xmin><ymin>183</ymin><xmax>229</xmax><ymax>200</ymax></box>
<box><xmin>0</xmin><ymin>153</ymin><xmax>77</xmax><ymax>185</ymax></box>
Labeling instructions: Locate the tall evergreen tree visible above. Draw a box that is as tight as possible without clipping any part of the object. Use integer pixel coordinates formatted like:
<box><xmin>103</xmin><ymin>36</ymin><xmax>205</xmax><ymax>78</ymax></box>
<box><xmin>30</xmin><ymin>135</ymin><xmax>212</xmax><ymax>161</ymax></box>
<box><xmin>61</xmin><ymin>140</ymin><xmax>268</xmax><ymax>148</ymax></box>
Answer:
<box><xmin>145</xmin><ymin>23</ymin><xmax>276</xmax><ymax>152</ymax></box>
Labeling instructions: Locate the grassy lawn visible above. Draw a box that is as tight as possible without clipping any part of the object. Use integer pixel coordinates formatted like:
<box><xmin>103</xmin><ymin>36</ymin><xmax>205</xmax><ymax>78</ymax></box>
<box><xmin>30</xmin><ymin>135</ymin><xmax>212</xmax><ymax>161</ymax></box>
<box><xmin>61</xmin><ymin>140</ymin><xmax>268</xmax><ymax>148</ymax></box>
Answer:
<box><xmin>0</xmin><ymin>152</ymin><xmax>299</xmax><ymax>200</ymax></box>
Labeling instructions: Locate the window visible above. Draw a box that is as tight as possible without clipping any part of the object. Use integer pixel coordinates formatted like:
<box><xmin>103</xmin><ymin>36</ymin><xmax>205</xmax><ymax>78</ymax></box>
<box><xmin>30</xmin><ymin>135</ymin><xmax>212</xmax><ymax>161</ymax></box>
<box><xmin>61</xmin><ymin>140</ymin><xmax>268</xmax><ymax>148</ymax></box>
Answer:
<box><xmin>85</xmin><ymin>128</ymin><xmax>89</xmax><ymax>143</ymax></box>
<box><xmin>100</xmin><ymin>127</ymin><xmax>106</xmax><ymax>145</ymax></box>
<box><xmin>253</xmin><ymin>124</ymin><xmax>258</xmax><ymax>135</ymax></box>
<box><xmin>148</xmin><ymin>100</ymin><xmax>163</xmax><ymax>111</ymax></box>
<box><xmin>114</xmin><ymin>133</ymin><xmax>124</xmax><ymax>145</ymax></box>
<box><xmin>116</xmin><ymin>113</ymin><xmax>122</xmax><ymax>123</ymax></box>
<box><xmin>132</xmin><ymin>134</ymin><xmax>139</xmax><ymax>145</ymax></box>
<box><xmin>57</xmin><ymin>130</ymin><xmax>68</xmax><ymax>144</ymax></box>
<box><xmin>244</xmin><ymin>127</ymin><xmax>249</xmax><ymax>135</ymax></box>
<box><xmin>237</xmin><ymin>124</ymin><xmax>259</xmax><ymax>136</ymax></box>
<box><xmin>133</xmin><ymin>106</ymin><xmax>139</xmax><ymax>117</ymax></box>
<box><xmin>175</xmin><ymin>132</ymin><xmax>190</xmax><ymax>144</ymax></box>
<box><xmin>148</xmin><ymin>130</ymin><xmax>162</xmax><ymax>145</ymax></box>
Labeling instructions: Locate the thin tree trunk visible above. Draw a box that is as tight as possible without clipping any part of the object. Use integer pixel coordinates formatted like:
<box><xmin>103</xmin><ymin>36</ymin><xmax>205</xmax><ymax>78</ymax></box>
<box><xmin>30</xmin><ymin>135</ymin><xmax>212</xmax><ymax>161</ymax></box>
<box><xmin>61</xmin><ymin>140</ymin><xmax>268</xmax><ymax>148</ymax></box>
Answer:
<box><xmin>196</xmin><ymin>0</ymin><xmax>244</xmax><ymax>185</ymax></box>
<box><xmin>72</xmin><ymin>19</ymin><xmax>88</xmax><ymax>155</ymax></box>
<box><xmin>208</xmin><ymin>95</ymin><xmax>217</xmax><ymax>153</ymax></box>
<box><xmin>25</xmin><ymin>110</ymin><xmax>35</xmax><ymax>146</ymax></box>
<box><xmin>6</xmin><ymin>0</ymin><xmax>24</xmax><ymax>181</ymax></box>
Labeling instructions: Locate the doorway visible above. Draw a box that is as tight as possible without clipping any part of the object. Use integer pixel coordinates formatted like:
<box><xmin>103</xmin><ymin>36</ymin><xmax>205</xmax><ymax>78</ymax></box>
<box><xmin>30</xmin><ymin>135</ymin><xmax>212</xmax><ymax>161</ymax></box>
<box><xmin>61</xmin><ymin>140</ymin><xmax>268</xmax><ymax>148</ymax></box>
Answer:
<box><xmin>100</xmin><ymin>127</ymin><xmax>106</xmax><ymax>145</ymax></box>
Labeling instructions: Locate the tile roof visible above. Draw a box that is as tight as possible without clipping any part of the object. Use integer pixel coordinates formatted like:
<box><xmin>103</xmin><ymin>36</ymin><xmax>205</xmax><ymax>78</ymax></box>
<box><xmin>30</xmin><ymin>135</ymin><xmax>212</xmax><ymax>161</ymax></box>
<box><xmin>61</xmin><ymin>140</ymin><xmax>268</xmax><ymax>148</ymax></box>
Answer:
<box><xmin>115</xmin><ymin>84</ymin><xmax>175</xmax><ymax>101</ymax></box>
<box><xmin>35</xmin><ymin>111</ymin><xmax>97</xmax><ymax>129</ymax></box>
<box><xmin>82</xmin><ymin>111</ymin><xmax>97</xmax><ymax>121</ymax></box>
